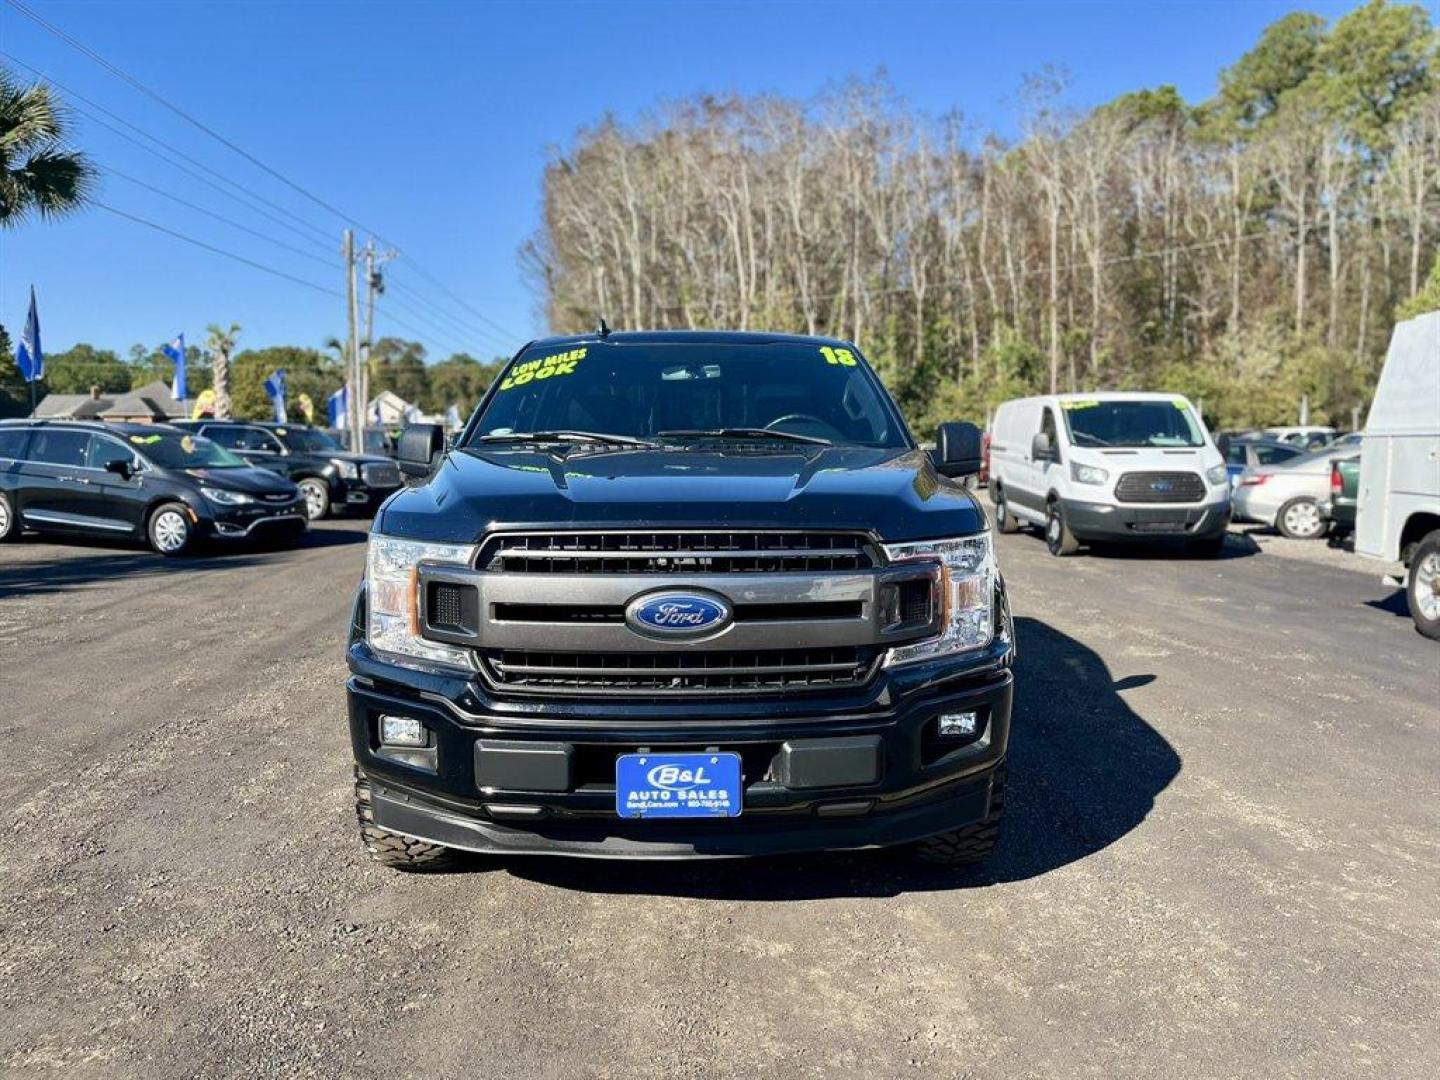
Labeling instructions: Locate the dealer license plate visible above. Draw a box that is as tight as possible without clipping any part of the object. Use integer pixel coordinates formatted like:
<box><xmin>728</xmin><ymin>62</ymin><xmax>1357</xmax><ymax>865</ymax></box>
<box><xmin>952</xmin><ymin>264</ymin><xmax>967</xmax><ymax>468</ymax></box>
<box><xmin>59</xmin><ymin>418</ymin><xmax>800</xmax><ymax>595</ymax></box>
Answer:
<box><xmin>615</xmin><ymin>752</ymin><xmax>742</xmax><ymax>819</ymax></box>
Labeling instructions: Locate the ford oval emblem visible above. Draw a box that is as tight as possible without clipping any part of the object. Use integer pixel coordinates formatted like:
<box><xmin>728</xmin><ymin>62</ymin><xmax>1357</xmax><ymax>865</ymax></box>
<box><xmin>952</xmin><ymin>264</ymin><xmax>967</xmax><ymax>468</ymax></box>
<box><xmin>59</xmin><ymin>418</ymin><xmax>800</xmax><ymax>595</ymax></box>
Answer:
<box><xmin>1152</xmin><ymin>479</ymin><xmax>1174</xmax><ymax>493</ymax></box>
<box><xmin>625</xmin><ymin>591</ymin><xmax>732</xmax><ymax>639</ymax></box>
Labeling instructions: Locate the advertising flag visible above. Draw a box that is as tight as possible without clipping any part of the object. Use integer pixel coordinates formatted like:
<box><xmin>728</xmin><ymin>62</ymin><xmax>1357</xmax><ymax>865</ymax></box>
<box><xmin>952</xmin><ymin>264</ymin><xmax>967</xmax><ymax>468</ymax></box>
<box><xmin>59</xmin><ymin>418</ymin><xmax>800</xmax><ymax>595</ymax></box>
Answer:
<box><xmin>162</xmin><ymin>333</ymin><xmax>187</xmax><ymax>402</ymax></box>
<box><xmin>15</xmin><ymin>286</ymin><xmax>42</xmax><ymax>383</ymax></box>
<box><xmin>327</xmin><ymin>386</ymin><xmax>348</xmax><ymax>429</ymax></box>
<box><xmin>262</xmin><ymin>369</ymin><xmax>288</xmax><ymax>423</ymax></box>
<box><xmin>297</xmin><ymin>392</ymin><xmax>315</xmax><ymax>423</ymax></box>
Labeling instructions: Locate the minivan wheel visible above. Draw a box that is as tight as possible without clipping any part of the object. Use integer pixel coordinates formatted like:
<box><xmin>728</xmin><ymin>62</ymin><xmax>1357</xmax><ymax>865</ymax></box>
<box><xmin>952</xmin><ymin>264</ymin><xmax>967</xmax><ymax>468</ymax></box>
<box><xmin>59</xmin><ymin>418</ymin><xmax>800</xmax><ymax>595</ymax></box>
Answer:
<box><xmin>147</xmin><ymin>502</ymin><xmax>194</xmax><ymax>556</ymax></box>
<box><xmin>354</xmin><ymin>765</ymin><xmax>453</xmax><ymax>871</ymax></box>
<box><xmin>1276</xmin><ymin>497</ymin><xmax>1325</xmax><ymax>539</ymax></box>
<box><xmin>299</xmin><ymin>478</ymin><xmax>331</xmax><ymax>521</ymax></box>
<box><xmin>1407</xmin><ymin>531</ymin><xmax>1440</xmax><ymax>641</ymax></box>
<box><xmin>1045</xmin><ymin>502</ymin><xmax>1080</xmax><ymax>556</ymax></box>
<box><xmin>909</xmin><ymin>764</ymin><xmax>1005</xmax><ymax>867</ymax></box>
<box><xmin>992</xmin><ymin>486</ymin><xmax>1020</xmax><ymax>534</ymax></box>
<box><xmin>0</xmin><ymin>492</ymin><xmax>16</xmax><ymax>542</ymax></box>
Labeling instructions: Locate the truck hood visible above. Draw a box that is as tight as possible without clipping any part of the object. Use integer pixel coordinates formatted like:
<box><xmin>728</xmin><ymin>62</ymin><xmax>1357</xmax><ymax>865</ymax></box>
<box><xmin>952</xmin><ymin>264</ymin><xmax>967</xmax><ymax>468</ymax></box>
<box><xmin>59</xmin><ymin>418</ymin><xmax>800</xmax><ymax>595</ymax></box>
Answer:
<box><xmin>378</xmin><ymin>445</ymin><xmax>985</xmax><ymax>544</ymax></box>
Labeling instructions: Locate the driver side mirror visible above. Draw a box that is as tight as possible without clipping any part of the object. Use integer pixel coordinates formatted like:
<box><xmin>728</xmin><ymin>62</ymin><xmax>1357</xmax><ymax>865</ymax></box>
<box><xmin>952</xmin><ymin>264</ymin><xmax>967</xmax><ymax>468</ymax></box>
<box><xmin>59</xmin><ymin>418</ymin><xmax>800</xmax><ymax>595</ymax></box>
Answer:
<box><xmin>103</xmin><ymin>458</ymin><xmax>135</xmax><ymax>480</ymax></box>
<box><xmin>934</xmin><ymin>421</ymin><xmax>983</xmax><ymax>478</ymax></box>
<box><xmin>397</xmin><ymin>422</ymin><xmax>445</xmax><ymax>478</ymax></box>
<box><xmin>1031</xmin><ymin>432</ymin><xmax>1054</xmax><ymax>462</ymax></box>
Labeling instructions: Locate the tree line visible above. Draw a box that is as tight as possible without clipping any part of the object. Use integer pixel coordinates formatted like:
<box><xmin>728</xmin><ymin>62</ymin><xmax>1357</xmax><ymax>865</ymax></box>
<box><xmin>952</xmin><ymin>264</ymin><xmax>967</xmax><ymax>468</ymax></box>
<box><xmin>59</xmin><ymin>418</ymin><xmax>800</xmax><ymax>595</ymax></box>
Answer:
<box><xmin>523</xmin><ymin>0</ymin><xmax>1439</xmax><ymax>433</ymax></box>
<box><xmin>0</xmin><ymin>323</ymin><xmax>503</xmax><ymax>423</ymax></box>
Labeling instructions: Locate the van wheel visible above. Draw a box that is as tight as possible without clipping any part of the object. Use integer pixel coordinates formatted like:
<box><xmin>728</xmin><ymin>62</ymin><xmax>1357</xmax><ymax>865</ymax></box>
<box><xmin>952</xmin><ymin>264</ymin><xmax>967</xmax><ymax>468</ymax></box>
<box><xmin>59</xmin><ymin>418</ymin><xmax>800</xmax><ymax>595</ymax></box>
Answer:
<box><xmin>147</xmin><ymin>502</ymin><xmax>194</xmax><ymax>556</ymax></box>
<box><xmin>0</xmin><ymin>493</ymin><xmax>17</xmax><ymax>542</ymax></box>
<box><xmin>1276</xmin><ymin>498</ymin><xmax>1325</xmax><ymax>539</ymax></box>
<box><xmin>298</xmin><ymin>478</ymin><xmax>331</xmax><ymax>521</ymax></box>
<box><xmin>909</xmin><ymin>764</ymin><xmax>1005</xmax><ymax>867</ymax></box>
<box><xmin>1407</xmin><ymin>531</ymin><xmax>1440</xmax><ymax>641</ymax></box>
<box><xmin>992</xmin><ymin>485</ymin><xmax>1020</xmax><ymax>534</ymax></box>
<box><xmin>354</xmin><ymin>765</ymin><xmax>453</xmax><ymax>871</ymax></box>
<box><xmin>1045</xmin><ymin>502</ymin><xmax>1080</xmax><ymax>556</ymax></box>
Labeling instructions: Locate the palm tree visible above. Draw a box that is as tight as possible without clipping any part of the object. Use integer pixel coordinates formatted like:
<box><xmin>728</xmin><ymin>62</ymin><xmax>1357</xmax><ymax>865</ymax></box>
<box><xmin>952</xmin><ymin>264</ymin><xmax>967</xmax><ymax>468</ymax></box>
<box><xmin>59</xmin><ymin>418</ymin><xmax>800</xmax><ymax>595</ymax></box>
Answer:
<box><xmin>0</xmin><ymin>68</ymin><xmax>96</xmax><ymax>228</ymax></box>
<box><xmin>205</xmin><ymin>323</ymin><xmax>241</xmax><ymax>420</ymax></box>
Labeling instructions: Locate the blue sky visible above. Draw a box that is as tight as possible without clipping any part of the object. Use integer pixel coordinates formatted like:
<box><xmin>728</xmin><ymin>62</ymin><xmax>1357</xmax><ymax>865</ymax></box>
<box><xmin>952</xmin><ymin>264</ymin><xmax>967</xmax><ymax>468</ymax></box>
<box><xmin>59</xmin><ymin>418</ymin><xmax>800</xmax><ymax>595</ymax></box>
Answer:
<box><xmin>0</xmin><ymin>0</ymin><xmax>1360</xmax><ymax>362</ymax></box>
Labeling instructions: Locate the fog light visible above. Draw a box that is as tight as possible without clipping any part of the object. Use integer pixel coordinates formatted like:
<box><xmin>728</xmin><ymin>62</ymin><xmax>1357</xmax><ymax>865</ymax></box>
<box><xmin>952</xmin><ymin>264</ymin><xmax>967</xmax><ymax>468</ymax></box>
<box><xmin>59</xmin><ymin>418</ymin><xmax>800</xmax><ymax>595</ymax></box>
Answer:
<box><xmin>937</xmin><ymin>711</ymin><xmax>978</xmax><ymax>738</ymax></box>
<box><xmin>379</xmin><ymin>715</ymin><xmax>427</xmax><ymax>747</ymax></box>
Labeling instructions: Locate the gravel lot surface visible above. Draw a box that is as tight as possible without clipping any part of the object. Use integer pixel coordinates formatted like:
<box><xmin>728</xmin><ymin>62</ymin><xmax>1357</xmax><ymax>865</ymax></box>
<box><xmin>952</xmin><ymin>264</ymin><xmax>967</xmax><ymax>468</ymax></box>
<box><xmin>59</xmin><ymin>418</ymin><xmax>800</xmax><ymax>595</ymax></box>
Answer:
<box><xmin>1</xmin><ymin>518</ymin><xmax>1435</xmax><ymax>1079</ymax></box>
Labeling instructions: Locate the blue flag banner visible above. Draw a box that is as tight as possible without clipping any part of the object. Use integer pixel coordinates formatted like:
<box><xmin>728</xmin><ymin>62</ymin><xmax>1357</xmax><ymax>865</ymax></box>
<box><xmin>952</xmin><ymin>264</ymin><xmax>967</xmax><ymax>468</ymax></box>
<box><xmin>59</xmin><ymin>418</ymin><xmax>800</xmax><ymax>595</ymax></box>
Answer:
<box><xmin>162</xmin><ymin>333</ymin><xmax>187</xmax><ymax>402</ymax></box>
<box><xmin>327</xmin><ymin>385</ymin><xmax>348</xmax><ymax>429</ymax></box>
<box><xmin>263</xmin><ymin>369</ymin><xmax>288</xmax><ymax>423</ymax></box>
<box><xmin>15</xmin><ymin>286</ymin><xmax>42</xmax><ymax>383</ymax></box>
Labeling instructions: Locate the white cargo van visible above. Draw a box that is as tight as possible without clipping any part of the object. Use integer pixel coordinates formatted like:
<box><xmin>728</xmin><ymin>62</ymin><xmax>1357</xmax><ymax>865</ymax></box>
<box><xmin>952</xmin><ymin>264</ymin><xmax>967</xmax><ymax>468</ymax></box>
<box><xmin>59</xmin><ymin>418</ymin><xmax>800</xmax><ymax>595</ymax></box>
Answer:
<box><xmin>988</xmin><ymin>391</ymin><xmax>1230</xmax><ymax>556</ymax></box>
<box><xmin>1354</xmin><ymin>311</ymin><xmax>1440</xmax><ymax>640</ymax></box>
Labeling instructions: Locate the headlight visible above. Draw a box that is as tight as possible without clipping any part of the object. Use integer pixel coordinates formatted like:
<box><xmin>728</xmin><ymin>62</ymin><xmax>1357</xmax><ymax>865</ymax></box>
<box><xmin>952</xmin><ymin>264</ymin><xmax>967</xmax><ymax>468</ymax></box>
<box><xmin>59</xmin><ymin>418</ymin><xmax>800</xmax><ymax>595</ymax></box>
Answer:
<box><xmin>366</xmin><ymin>535</ymin><xmax>478</xmax><ymax>668</ymax></box>
<box><xmin>1206</xmin><ymin>464</ymin><xmax>1229</xmax><ymax>486</ymax></box>
<box><xmin>1070</xmin><ymin>461</ymin><xmax>1109</xmax><ymax>486</ymax></box>
<box><xmin>200</xmin><ymin>487</ymin><xmax>254</xmax><ymax>506</ymax></box>
<box><xmin>331</xmin><ymin>459</ymin><xmax>359</xmax><ymax>479</ymax></box>
<box><xmin>882</xmin><ymin>532</ymin><xmax>995</xmax><ymax>666</ymax></box>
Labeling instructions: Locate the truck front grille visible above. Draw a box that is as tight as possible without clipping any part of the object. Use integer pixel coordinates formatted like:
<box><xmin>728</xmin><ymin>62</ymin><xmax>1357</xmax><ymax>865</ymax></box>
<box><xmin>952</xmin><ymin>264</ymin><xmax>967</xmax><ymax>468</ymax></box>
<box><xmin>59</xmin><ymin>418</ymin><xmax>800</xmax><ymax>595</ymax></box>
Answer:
<box><xmin>362</xmin><ymin>462</ymin><xmax>401</xmax><ymax>488</ymax></box>
<box><xmin>1114</xmin><ymin>471</ymin><xmax>1206</xmax><ymax>504</ymax></box>
<box><xmin>478</xmin><ymin>530</ymin><xmax>874</xmax><ymax>574</ymax></box>
<box><xmin>483</xmin><ymin>646</ymin><xmax>879</xmax><ymax>695</ymax></box>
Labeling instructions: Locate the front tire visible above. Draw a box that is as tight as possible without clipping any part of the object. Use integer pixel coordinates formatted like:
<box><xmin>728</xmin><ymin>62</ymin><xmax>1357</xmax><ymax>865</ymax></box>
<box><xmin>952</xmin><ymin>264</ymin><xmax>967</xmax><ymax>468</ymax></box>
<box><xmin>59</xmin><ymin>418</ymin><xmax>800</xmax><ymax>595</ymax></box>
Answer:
<box><xmin>992</xmin><ymin>485</ymin><xmax>1020</xmax><ymax>534</ymax></box>
<box><xmin>1276</xmin><ymin>497</ymin><xmax>1325</xmax><ymax>539</ymax></box>
<box><xmin>0</xmin><ymin>492</ymin><xmax>17</xmax><ymax>542</ymax></box>
<box><xmin>910</xmin><ymin>764</ymin><xmax>1005</xmax><ymax>867</ymax></box>
<box><xmin>1045</xmin><ymin>501</ymin><xmax>1080</xmax><ymax>556</ymax></box>
<box><xmin>299</xmin><ymin>477</ymin><xmax>331</xmax><ymax>521</ymax></box>
<box><xmin>147</xmin><ymin>502</ymin><xmax>194</xmax><ymax>556</ymax></box>
<box><xmin>1407</xmin><ymin>531</ymin><xmax>1440</xmax><ymax>641</ymax></box>
<box><xmin>354</xmin><ymin>765</ymin><xmax>453</xmax><ymax>871</ymax></box>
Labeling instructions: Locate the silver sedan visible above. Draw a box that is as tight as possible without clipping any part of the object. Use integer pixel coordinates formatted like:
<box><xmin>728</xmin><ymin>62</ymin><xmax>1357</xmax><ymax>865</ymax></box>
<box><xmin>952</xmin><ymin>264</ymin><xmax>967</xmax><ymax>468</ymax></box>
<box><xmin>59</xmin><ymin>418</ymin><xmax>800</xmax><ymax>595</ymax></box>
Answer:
<box><xmin>1231</xmin><ymin>446</ymin><xmax>1356</xmax><ymax>539</ymax></box>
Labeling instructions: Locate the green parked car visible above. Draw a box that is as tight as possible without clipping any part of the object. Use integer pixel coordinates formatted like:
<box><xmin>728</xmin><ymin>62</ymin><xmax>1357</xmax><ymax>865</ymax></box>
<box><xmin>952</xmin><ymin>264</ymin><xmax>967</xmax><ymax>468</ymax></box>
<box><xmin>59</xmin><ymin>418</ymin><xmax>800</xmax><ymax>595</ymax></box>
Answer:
<box><xmin>1323</xmin><ymin>454</ymin><xmax>1360</xmax><ymax>537</ymax></box>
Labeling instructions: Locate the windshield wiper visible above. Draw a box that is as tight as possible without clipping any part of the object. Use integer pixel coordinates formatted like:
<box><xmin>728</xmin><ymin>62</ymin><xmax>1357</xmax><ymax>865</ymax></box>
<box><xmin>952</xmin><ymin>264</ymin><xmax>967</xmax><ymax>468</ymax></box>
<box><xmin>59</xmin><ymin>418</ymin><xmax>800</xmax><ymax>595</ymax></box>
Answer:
<box><xmin>476</xmin><ymin>429</ymin><xmax>659</xmax><ymax>448</ymax></box>
<box><xmin>657</xmin><ymin>427</ymin><xmax>833</xmax><ymax>446</ymax></box>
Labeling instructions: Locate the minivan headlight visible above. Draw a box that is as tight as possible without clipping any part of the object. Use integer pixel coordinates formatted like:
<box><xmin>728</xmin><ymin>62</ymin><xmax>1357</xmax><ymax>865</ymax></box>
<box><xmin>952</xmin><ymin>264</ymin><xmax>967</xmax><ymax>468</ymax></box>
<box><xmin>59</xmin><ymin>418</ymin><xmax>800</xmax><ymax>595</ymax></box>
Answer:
<box><xmin>882</xmin><ymin>532</ymin><xmax>995</xmax><ymax>665</ymax></box>
<box><xmin>366</xmin><ymin>535</ymin><xmax>477</xmax><ymax>668</ymax></box>
<box><xmin>1070</xmin><ymin>461</ymin><xmax>1109</xmax><ymax>486</ymax></box>
<box><xmin>200</xmin><ymin>487</ymin><xmax>254</xmax><ymax>506</ymax></box>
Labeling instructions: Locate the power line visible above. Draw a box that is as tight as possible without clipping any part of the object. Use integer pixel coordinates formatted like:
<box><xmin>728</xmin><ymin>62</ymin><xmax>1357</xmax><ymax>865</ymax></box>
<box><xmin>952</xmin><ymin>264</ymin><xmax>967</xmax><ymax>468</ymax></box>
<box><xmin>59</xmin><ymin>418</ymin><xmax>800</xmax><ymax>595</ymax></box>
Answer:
<box><xmin>4</xmin><ymin>0</ymin><xmax>375</xmax><ymax>236</ymax></box>
<box><xmin>104</xmin><ymin>165</ymin><xmax>342</xmax><ymax>269</ymax></box>
<box><xmin>93</xmin><ymin>200</ymin><xmax>345</xmax><ymax>299</ymax></box>
<box><xmin>385</xmin><ymin>278</ymin><xmax>513</xmax><ymax>352</ymax></box>
<box><xmin>0</xmin><ymin>49</ymin><xmax>336</xmax><ymax>252</ymax></box>
<box><xmin>1</xmin><ymin>17</ymin><xmax>521</xmax><ymax>345</ymax></box>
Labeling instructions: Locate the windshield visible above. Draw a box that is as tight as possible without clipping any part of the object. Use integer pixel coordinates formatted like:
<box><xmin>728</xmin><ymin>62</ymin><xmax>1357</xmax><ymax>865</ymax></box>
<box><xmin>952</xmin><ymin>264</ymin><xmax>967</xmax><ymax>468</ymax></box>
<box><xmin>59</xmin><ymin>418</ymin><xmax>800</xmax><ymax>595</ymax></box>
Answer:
<box><xmin>277</xmin><ymin>427</ymin><xmax>344</xmax><ymax>452</ymax></box>
<box><xmin>130</xmin><ymin>431</ymin><xmax>248</xmax><ymax>469</ymax></box>
<box><xmin>468</xmin><ymin>341</ymin><xmax>908</xmax><ymax>449</ymax></box>
<box><xmin>1061</xmin><ymin>399</ymin><xmax>1205</xmax><ymax>448</ymax></box>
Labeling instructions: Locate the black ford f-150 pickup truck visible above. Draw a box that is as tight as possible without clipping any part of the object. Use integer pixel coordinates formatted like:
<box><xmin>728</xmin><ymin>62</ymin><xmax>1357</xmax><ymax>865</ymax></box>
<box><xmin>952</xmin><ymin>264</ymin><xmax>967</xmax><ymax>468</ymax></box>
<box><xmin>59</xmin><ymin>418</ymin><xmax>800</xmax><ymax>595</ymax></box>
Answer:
<box><xmin>347</xmin><ymin>330</ymin><xmax>1014</xmax><ymax>868</ymax></box>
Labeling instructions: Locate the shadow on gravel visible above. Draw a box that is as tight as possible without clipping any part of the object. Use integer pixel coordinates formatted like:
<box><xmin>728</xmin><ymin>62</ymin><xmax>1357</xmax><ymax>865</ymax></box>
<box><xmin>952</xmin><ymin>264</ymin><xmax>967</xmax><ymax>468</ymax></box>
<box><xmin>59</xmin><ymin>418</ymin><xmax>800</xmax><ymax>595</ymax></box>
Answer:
<box><xmin>1085</xmin><ymin>531</ymin><xmax>1260</xmax><ymax>560</ymax></box>
<box><xmin>1364</xmin><ymin>589</ymin><xmax>1411</xmax><ymax>619</ymax></box>
<box><xmin>0</xmin><ymin>523</ymin><xmax>364</xmax><ymax>598</ymax></box>
<box><xmin>504</xmin><ymin>616</ymin><xmax>1181</xmax><ymax>900</ymax></box>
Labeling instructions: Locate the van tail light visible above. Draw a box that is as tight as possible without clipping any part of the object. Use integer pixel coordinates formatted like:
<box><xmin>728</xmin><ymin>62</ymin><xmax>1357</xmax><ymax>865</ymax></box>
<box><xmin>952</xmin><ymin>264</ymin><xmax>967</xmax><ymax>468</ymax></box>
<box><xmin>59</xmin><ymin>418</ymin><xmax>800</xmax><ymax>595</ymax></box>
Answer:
<box><xmin>1330</xmin><ymin>464</ymin><xmax>1342</xmax><ymax>494</ymax></box>
<box><xmin>1239</xmin><ymin>474</ymin><xmax>1269</xmax><ymax>487</ymax></box>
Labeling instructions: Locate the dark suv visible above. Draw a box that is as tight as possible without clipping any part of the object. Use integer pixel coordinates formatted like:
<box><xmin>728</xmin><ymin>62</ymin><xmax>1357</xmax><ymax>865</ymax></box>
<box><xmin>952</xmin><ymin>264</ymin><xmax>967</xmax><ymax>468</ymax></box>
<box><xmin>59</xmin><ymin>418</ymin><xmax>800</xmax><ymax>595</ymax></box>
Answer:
<box><xmin>173</xmin><ymin>420</ymin><xmax>401</xmax><ymax>520</ymax></box>
<box><xmin>347</xmin><ymin>331</ymin><xmax>1014</xmax><ymax>869</ymax></box>
<box><xmin>0</xmin><ymin>420</ymin><xmax>305</xmax><ymax>555</ymax></box>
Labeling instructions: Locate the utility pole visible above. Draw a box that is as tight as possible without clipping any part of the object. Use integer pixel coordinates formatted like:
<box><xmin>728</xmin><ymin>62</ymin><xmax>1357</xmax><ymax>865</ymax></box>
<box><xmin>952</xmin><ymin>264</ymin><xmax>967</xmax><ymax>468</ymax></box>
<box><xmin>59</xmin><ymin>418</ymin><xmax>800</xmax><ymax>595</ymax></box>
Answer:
<box><xmin>361</xmin><ymin>238</ymin><xmax>397</xmax><ymax>435</ymax></box>
<box><xmin>343</xmin><ymin>229</ymin><xmax>362</xmax><ymax>452</ymax></box>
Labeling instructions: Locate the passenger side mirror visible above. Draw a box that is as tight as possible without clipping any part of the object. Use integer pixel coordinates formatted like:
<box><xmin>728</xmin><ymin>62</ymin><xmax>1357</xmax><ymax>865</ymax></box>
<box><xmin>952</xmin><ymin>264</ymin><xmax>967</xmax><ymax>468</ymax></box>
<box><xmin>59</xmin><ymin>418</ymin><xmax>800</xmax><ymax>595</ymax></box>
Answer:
<box><xmin>934</xmin><ymin>421</ymin><xmax>983</xmax><ymax>478</ymax></box>
<box><xmin>1031</xmin><ymin>432</ymin><xmax>1053</xmax><ymax>462</ymax></box>
<box><xmin>103</xmin><ymin>458</ymin><xmax>135</xmax><ymax>480</ymax></box>
<box><xmin>397</xmin><ymin>422</ymin><xmax>445</xmax><ymax>478</ymax></box>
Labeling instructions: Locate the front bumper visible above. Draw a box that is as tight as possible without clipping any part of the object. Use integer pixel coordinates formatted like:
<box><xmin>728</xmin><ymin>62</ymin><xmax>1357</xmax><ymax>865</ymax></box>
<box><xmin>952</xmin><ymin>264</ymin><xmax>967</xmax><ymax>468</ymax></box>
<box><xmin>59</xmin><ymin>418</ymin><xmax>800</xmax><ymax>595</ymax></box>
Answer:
<box><xmin>346</xmin><ymin>640</ymin><xmax>1013</xmax><ymax>860</ymax></box>
<box><xmin>1061</xmin><ymin>497</ymin><xmax>1230</xmax><ymax>541</ymax></box>
<box><xmin>197</xmin><ymin>499</ymin><xmax>308</xmax><ymax>540</ymax></box>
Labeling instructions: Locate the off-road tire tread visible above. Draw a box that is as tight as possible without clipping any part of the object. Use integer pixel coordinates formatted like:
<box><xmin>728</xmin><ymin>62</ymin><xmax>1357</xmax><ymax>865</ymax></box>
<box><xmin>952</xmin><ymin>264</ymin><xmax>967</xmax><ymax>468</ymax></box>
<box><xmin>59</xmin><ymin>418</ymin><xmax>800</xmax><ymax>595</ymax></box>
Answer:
<box><xmin>910</xmin><ymin>764</ymin><xmax>1005</xmax><ymax>866</ymax></box>
<box><xmin>354</xmin><ymin>765</ymin><xmax>453</xmax><ymax>870</ymax></box>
